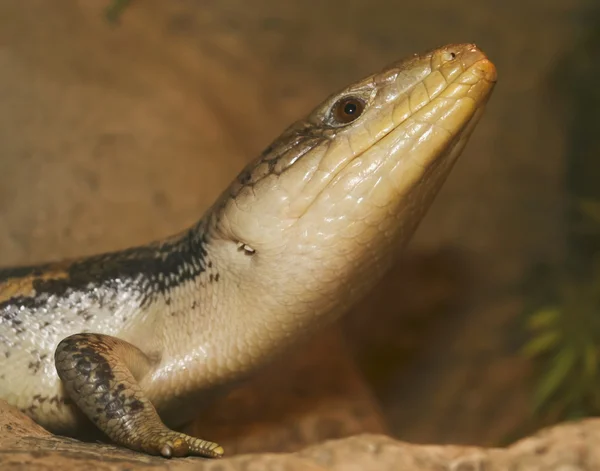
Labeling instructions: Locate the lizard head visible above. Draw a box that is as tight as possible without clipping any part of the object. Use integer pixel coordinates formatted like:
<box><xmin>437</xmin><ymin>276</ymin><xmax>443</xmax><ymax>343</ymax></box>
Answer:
<box><xmin>207</xmin><ymin>43</ymin><xmax>496</xmax><ymax>333</ymax></box>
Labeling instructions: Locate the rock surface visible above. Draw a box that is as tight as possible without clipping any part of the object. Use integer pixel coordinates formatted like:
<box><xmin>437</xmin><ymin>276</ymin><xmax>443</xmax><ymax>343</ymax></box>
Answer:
<box><xmin>1</xmin><ymin>399</ymin><xmax>599</xmax><ymax>470</ymax></box>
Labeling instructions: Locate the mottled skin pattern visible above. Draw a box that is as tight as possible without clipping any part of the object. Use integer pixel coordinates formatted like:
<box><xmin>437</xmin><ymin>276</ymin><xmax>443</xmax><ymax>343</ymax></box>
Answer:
<box><xmin>0</xmin><ymin>222</ymin><xmax>226</xmax><ymax>456</ymax></box>
<box><xmin>0</xmin><ymin>44</ymin><xmax>497</xmax><ymax>458</ymax></box>
<box><xmin>55</xmin><ymin>333</ymin><xmax>222</xmax><ymax>457</ymax></box>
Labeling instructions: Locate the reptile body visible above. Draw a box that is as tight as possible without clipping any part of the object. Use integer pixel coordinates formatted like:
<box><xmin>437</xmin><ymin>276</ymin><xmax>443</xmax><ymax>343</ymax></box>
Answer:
<box><xmin>0</xmin><ymin>43</ymin><xmax>496</xmax><ymax>458</ymax></box>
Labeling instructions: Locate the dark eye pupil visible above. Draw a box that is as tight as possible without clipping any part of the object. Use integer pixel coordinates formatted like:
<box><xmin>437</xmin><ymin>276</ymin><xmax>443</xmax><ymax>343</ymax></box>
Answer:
<box><xmin>344</xmin><ymin>102</ymin><xmax>357</xmax><ymax>115</ymax></box>
<box><xmin>331</xmin><ymin>96</ymin><xmax>365</xmax><ymax>125</ymax></box>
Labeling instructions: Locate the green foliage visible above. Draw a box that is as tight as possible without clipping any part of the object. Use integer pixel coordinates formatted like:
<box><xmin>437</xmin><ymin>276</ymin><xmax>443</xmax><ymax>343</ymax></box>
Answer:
<box><xmin>522</xmin><ymin>201</ymin><xmax>600</xmax><ymax>421</ymax></box>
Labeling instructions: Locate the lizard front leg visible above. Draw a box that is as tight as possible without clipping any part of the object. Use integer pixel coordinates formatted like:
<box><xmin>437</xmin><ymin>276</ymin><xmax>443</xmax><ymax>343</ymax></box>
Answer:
<box><xmin>54</xmin><ymin>333</ymin><xmax>223</xmax><ymax>458</ymax></box>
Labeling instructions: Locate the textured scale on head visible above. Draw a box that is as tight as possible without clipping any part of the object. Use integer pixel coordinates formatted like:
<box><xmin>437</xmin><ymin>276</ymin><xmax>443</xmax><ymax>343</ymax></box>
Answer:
<box><xmin>205</xmin><ymin>43</ymin><xmax>497</xmax><ymax>336</ymax></box>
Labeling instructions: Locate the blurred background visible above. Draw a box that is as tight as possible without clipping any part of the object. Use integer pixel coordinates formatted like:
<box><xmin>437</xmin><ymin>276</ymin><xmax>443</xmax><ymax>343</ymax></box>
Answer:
<box><xmin>0</xmin><ymin>0</ymin><xmax>599</xmax><ymax>455</ymax></box>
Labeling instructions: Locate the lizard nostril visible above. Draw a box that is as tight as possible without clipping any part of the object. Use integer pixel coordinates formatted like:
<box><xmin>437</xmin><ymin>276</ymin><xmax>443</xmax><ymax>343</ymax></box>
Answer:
<box><xmin>441</xmin><ymin>51</ymin><xmax>457</xmax><ymax>63</ymax></box>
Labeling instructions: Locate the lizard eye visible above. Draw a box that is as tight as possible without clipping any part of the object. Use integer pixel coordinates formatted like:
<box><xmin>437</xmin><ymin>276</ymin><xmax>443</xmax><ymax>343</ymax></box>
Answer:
<box><xmin>331</xmin><ymin>96</ymin><xmax>365</xmax><ymax>125</ymax></box>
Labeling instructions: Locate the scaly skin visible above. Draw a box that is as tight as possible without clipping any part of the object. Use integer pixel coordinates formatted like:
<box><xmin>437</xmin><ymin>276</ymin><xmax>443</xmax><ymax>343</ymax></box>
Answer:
<box><xmin>0</xmin><ymin>43</ymin><xmax>496</xmax><ymax>458</ymax></box>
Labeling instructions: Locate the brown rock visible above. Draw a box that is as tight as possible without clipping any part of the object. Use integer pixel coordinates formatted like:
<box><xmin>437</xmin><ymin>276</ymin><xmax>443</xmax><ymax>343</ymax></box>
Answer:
<box><xmin>2</xmin><ymin>399</ymin><xmax>600</xmax><ymax>470</ymax></box>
